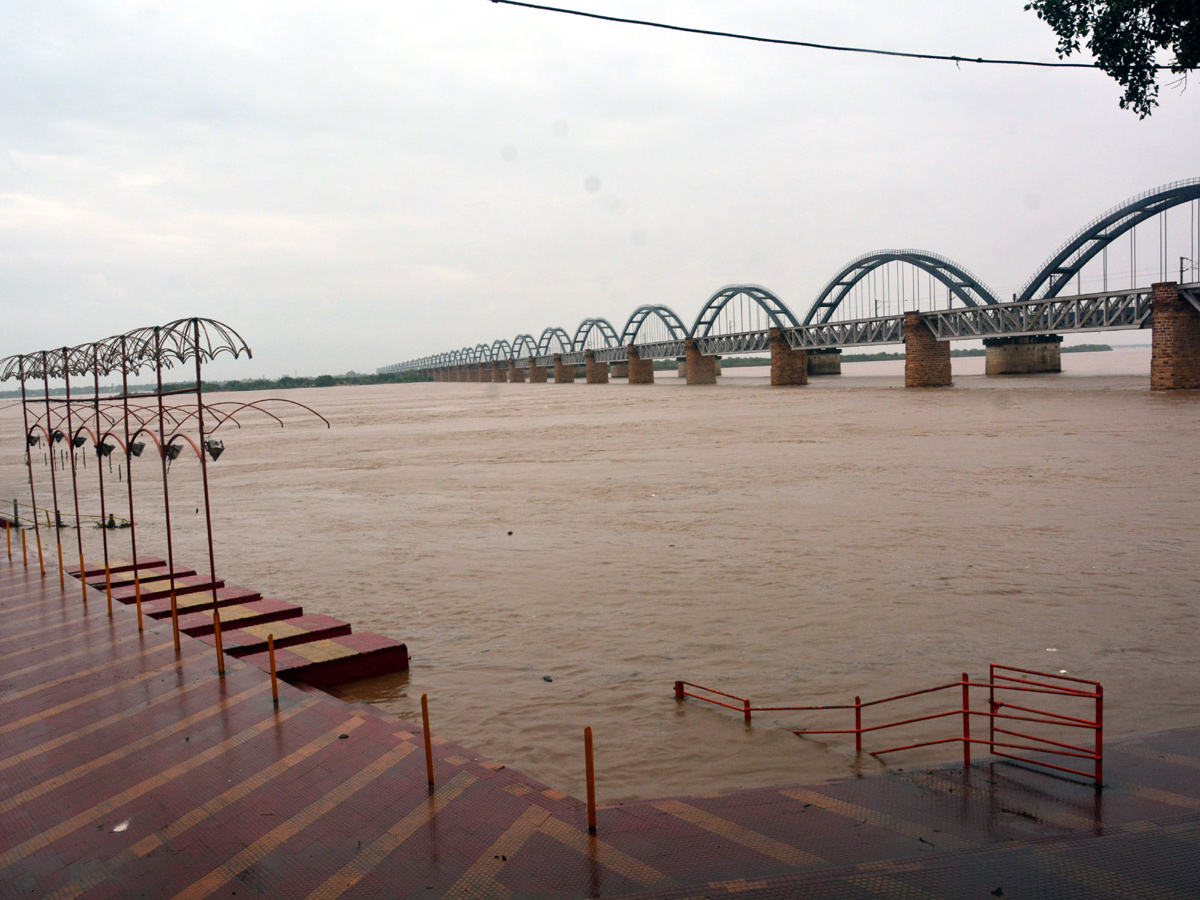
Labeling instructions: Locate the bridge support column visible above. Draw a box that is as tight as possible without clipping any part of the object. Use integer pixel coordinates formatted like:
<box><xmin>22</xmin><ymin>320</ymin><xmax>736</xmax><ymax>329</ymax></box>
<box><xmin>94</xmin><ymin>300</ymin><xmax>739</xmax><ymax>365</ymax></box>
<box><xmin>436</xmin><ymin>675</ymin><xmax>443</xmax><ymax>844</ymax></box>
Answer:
<box><xmin>807</xmin><ymin>348</ymin><xmax>842</xmax><ymax>375</ymax></box>
<box><xmin>984</xmin><ymin>335</ymin><xmax>1061</xmax><ymax>375</ymax></box>
<box><xmin>479</xmin><ymin>362</ymin><xmax>494</xmax><ymax>383</ymax></box>
<box><xmin>608</xmin><ymin>361</ymin><xmax>627</xmax><ymax>378</ymax></box>
<box><xmin>585</xmin><ymin>350</ymin><xmax>609</xmax><ymax>383</ymax></box>
<box><xmin>714</xmin><ymin>358</ymin><xmax>722</xmax><ymax>375</ymax></box>
<box><xmin>553</xmin><ymin>355</ymin><xmax>575</xmax><ymax>383</ymax></box>
<box><xmin>769</xmin><ymin>327</ymin><xmax>807</xmax><ymax>386</ymax></box>
<box><xmin>676</xmin><ymin>358</ymin><xmax>687</xmax><ymax>378</ymax></box>
<box><xmin>528</xmin><ymin>357</ymin><xmax>548</xmax><ymax>383</ymax></box>
<box><xmin>1151</xmin><ymin>281</ymin><xmax>1200</xmax><ymax>390</ymax></box>
<box><xmin>627</xmin><ymin>345</ymin><xmax>654</xmax><ymax>384</ymax></box>
<box><xmin>684</xmin><ymin>339</ymin><xmax>717</xmax><ymax>385</ymax></box>
<box><xmin>468</xmin><ymin>364</ymin><xmax>481</xmax><ymax>383</ymax></box>
<box><xmin>509</xmin><ymin>361</ymin><xmax>526</xmax><ymax>383</ymax></box>
<box><xmin>904</xmin><ymin>312</ymin><xmax>952</xmax><ymax>387</ymax></box>
<box><xmin>431</xmin><ymin>369</ymin><xmax>441</xmax><ymax>382</ymax></box>
<box><xmin>492</xmin><ymin>362</ymin><xmax>507</xmax><ymax>382</ymax></box>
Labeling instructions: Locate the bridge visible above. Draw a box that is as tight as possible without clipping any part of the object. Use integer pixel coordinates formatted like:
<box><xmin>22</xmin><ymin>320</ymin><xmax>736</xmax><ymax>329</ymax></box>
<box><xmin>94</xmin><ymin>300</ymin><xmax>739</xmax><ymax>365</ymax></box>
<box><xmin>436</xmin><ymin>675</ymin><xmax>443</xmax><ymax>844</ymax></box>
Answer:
<box><xmin>380</xmin><ymin>179</ymin><xmax>1200</xmax><ymax>390</ymax></box>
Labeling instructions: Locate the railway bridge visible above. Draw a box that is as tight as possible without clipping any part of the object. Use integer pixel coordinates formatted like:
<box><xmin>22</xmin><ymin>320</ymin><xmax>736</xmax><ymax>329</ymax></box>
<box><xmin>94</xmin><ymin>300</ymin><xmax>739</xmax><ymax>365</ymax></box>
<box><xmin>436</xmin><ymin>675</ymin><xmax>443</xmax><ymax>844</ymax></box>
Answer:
<box><xmin>380</xmin><ymin>179</ymin><xmax>1200</xmax><ymax>391</ymax></box>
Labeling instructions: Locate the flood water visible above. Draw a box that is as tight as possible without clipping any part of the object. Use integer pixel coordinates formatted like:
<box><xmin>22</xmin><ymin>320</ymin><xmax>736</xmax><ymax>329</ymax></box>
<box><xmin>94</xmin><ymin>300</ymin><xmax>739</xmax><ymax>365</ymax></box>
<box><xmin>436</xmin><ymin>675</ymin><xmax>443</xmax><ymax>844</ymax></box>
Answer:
<box><xmin>4</xmin><ymin>347</ymin><xmax>1199</xmax><ymax>802</ymax></box>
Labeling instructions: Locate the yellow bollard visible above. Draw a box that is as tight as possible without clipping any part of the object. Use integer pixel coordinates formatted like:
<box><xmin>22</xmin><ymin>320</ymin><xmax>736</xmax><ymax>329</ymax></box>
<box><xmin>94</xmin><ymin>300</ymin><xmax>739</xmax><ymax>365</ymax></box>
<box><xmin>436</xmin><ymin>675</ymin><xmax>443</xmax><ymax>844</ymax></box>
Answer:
<box><xmin>421</xmin><ymin>693</ymin><xmax>435</xmax><ymax>786</ymax></box>
<box><xmin>79</xmin><ymin>554</ymin><xmax>87</xmax><ymax>602</ymax></box>
<box><xmin>213</xmin><ymin>607</ymin><xmax>225</xmax><ymax>676</ymax></box>
<box><xmin>36</xmin><ymin>531</ymin><xmax>43</xmax><ymax>575</ymax></box>
<box><xmin>134</xmin><ymin>575</ymin><xmax>143</xmax><ymax>632</ymax></box>
<box><xmin>21</xmin><ymin>529</ymin><xmax>27</xmax><ymax>566</ymax></box>
<box><xmin>584</xmin><ymin>726</ymin><xmax>597</xmax><ymax>832</ymax></box>
<box><xmin>268</xmin><ymin>633</ymin><xmax>279</xmax><ymax>705</ymax></box>
<box><xmin>169</xmin><ymin>592</ymin><xmax>180</xmax><ymax>651</ymax></box>
<box><xmin>104</xmin><ymin>566</ymin><xmax>113</xmax><ymax>617</ymax></box>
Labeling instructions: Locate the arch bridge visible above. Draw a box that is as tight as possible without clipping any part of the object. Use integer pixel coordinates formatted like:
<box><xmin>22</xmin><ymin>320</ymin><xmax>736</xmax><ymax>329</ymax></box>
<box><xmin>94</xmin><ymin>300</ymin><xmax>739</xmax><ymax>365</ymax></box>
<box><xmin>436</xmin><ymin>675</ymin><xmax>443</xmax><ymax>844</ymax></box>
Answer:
<box><xmin>377</xmin><ymin>180</ymin><xmax>1200</xmax><ymax>390</ymax></box>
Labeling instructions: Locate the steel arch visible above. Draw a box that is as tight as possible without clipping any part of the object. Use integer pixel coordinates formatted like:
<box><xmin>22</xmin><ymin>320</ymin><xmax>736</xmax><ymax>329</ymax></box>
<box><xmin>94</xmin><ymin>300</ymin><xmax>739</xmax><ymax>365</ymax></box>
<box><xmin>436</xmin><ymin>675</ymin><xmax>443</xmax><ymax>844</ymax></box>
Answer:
<box><xmin>1017</xmin><ymin>178</ymin><xmax>1200</xmax><ymax>303</ymax></box>
<box><xmin>803</xmin><ymin>250</ymin><xmax>1001</xmax><ymax>325</ymax></box>
<box><xmin>536</xmin><ymin>327</ymin><xmax>572</xmax><ymax>356</ymax></box>
<box><xmin>620</xmin><ymin>305</ymin><xmax>688</xmax><ymax>345</ymax></box>
<box><xmin>511</xmin><ymin>334</ymin><xmax>538</xmax><ymax>358</ymax></box>
<box><xmin>571</xmin><ymin>318</ymin><xmax>620</xmax><ymax>351</ymax></box>
<box><xmin>491</xmin><ymin>339</ymin><xmax>514</xmax><ymax>362</ymax></box>
<box><xmin>691</xmin><ymin>285</ymin><xmax>799</xmax><ymax>338</ymax></box>
<box><xmin>474</xmin><ymin>343</ymin><xmax>494</xmax><ymax>363</ymax></box>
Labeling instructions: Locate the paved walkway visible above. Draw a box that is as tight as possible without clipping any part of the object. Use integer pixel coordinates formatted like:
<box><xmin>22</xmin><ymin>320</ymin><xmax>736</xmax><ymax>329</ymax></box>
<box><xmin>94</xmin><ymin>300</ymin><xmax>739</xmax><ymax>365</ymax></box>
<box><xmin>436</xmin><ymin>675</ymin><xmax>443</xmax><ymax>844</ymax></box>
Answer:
<box><xmin>2</xmin><ymin>552</ymin><xmax>1200</xmax><ymax>899</ymax></box>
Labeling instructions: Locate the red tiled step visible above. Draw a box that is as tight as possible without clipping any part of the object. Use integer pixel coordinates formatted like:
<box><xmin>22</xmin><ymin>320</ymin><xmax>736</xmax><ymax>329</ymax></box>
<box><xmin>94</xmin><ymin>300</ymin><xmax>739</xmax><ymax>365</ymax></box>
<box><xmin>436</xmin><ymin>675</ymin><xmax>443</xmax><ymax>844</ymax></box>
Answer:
<box><xmin>240</xmin><ymin>631</ymin><xmax>409</xmax><ymax>687</ymax></box>
<box><xmin>176</xmin><ymin>598</ymin><xmax>304</xmax><ymax>637</ymax></box>
<box><xmin>66</xmin><ymin>556</ymin><xmax>166</xmax><ymax>577</ymax></box>
<box><xmin>142</xmin><ymin>585</ymin><xmax>261</xmax><ymax>619</ymax></box>
<box><xmin>199</xmin><ymin>614</ymin><xmax>353</xmax><ymax>658</ymax></box>
<box><xmin>110</xmin><ymin>573</ymin><xmax>225</xmax><ymax>604</ymax></box>
<box><xmin>88</xmin><ymin>564</ymin><xmax>197</xmax><ymax>589</ymax></box>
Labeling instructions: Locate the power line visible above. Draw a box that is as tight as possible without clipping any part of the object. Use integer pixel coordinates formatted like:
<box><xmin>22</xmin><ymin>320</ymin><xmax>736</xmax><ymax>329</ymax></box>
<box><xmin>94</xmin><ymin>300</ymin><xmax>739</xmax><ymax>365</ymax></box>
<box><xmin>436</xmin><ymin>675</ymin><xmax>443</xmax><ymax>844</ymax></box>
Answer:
<box><xmin>490</xmin><ymin>0</ymin><xmax>1183</xmax><ymax>70</ymax></box>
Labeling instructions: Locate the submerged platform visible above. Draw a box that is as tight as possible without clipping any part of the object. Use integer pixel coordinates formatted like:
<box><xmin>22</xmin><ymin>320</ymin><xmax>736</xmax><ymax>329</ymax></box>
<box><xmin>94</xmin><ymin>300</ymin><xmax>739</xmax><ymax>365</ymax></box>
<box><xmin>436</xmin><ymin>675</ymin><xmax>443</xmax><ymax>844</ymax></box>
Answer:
<box><xmin>4</xmin><ymin>557</ymin><xmax>1200</xmax><ymax>899</ymax></box>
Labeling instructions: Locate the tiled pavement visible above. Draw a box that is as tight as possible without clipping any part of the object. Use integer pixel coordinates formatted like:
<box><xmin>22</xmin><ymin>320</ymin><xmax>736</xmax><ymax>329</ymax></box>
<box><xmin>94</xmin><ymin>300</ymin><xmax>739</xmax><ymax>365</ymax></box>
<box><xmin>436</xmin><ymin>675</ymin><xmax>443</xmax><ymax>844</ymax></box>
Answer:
<box><xmin>3</xmin><ymin>551</ymin><xmax>1200</xmax><ymax>899</ymax></box>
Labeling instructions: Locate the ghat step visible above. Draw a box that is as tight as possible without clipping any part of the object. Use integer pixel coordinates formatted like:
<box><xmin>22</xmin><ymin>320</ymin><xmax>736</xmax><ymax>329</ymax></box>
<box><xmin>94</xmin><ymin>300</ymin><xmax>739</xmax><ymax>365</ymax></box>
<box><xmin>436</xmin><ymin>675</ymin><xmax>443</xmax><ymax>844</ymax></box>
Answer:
<box><xmin>198</xmin><ymin>613</ymin><xmax>353</xmax><ymax>657</ymax></box>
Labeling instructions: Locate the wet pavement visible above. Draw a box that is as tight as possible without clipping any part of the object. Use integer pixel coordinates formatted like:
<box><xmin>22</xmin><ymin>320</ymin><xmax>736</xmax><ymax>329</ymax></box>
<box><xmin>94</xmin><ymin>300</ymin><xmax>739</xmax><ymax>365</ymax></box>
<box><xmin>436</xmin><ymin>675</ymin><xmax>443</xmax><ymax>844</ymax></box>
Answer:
<box><xmin>2</xmin><ymin>551</ymin><xmax>1199</xmax><ymax>899</ymax></box>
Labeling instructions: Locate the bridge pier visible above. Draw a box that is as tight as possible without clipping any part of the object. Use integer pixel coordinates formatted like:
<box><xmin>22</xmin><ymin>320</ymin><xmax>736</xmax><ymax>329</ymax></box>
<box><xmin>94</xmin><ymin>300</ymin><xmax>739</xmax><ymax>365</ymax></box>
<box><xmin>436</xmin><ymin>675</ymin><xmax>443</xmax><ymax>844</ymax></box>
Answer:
<box><xmin>684</xmin><ymin>339</ymin><xmax>717</xmax><ymax>385</ymax></box>
<box><xmin>627</xmin><ymin>345</ymin><xmax>654</xmax><ymax>384</ymax></box>
<box><xmin>468</xmin><ymin>365</ymin><xmax>481</xmax><ymax>383</ymax></box>
<box><xmin>904</xmin><ymin>312</ymin><xmax>952</xmax><ymax>387</ymax></box>
<box><xmin>807</xmin><ymin>348</ymin><xmax>842</xmax><ymax>375</ymax></box>
<box><xmin>984</xmin><ymin>335</ymin><xmax>1062</xmax><ymax>375</ymax></box>
<box><xmin>478</xmin><ymin>362</ymin><xmax>493</xmax><ymax>383</ymax></box>
<box><xmin>1151</xmin><ymin>281</ymin><xmax>1200</xmax><ymax>390</ymax></box>
<box><xmin>769</xmin><ymin>327</ymin><xmax>807</xmax><ymax>386</ymax></box>
<box><xmin>509</xmin><ymin>361</ymin><xmax>526</xmax><ymax>383</ymax></box>
<box><xmin>608</xmin><ymin>361</ymin><xmax>627</xmax><ymax>378</ymax></box>
<box><xmin>528</xmin><ymin>357</ymin><xmax>548</xmax><ymax>383</ymax></box>
<box><xmin>585</xmin><ymin>350</ymin><xmax>609</xmax><ymax>383</ymax></box>
<box><xmin>553</xmin><ymin>355</ymin><xmax>575</xmax><ymax>383</ymax></box>
<box><xmin>492</xmin><ymin>361</ymin><xmax>508</xmax><ymax>382</ymax></box>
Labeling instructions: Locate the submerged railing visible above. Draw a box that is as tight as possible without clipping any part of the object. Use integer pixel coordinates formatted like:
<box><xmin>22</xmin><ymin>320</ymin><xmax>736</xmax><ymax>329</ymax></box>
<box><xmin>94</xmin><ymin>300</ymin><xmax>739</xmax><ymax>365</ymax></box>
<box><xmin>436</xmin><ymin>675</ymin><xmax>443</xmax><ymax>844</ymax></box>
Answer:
<box><xmin>675</xmin><ymin>664</ymin><xmax>1103</xmax><ymax>786</ymax></box>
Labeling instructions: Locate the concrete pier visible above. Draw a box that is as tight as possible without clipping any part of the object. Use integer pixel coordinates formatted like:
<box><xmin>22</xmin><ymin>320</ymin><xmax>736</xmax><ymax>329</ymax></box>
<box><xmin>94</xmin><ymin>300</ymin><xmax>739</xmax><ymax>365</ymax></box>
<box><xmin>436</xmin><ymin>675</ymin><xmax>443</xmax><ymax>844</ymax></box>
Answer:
<box><xmin>684</xmin><ymin>338</ymin><xmax>717</xmax><ymax>385</ymax></box>
<box><xmin>584</xmin><ymin>349</ymin><xmax>609</xmax><ymax>383</ymax></box>
<box><xmin>904</xmin><ymin>311</ymin><xmax>952</xmax><ymax>387</ymax></box>
<box><xmin>627</xmin><ymin>345</ymin><xmax>654</xmax><ymax>384</ymax></box>
<box><xmin>984</xmin><ymin>335</ymin><xmax>1062</xmax><ymax>375</ymax></box>
<box><xmin>770</xmin><ymin>327</ymin><xmax>808</xmax><ymax>386</ymax></box>
<box><xmin>553</xmin><ymin>355</ymin><xmax>575</xmax><ymax>383</ymax></box>
<box><xmin>1151</xmin><ymin>281</ymin><xmax>1200</xmax><ymax>390</ymax></box>
<box><xmin>808</xmin><ymin>348</ymin><xmax>842</xmax><ymax>375</ymax></box>
<box><xmin>528</xmin><ymin>356</ymin><xmax>548</xmax><ymax>383</ymax></box>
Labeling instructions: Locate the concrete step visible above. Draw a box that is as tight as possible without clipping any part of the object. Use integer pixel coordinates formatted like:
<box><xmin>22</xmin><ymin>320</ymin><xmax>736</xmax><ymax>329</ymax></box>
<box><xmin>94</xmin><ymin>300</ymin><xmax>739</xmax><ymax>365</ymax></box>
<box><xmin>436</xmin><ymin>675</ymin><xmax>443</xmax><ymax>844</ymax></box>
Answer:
<box><xmin>67</xmin><ymin>556</ymin><xmax>167</xmax><ymax>578</ymax></box>
<box><xmin>111</xmin><ymin>573</ymin><xmax>225</xmax><ymax>604</ymax></box>
<box><xmin>176</xmin><ymin>598</ymin><xmax>304</xmax><ymax>637</ymax></box>
<box><xmin>240</xmin><ymin>632</ymin><xmax>409</xmax><ymax>687</ymax></box>
<box><xmin>88</xmin><ymin>565</ymin><xmax>196</xmax><ymax>589</ymax></box>
<box><xmin>142</xmin><ymin>584</ymin><xmax>261</xmax><ymax>619</ymax></box>
<box><xmin>200</xmin><ymin>614</ymin><xmax>353</xmax><ymax>658</ymax></box>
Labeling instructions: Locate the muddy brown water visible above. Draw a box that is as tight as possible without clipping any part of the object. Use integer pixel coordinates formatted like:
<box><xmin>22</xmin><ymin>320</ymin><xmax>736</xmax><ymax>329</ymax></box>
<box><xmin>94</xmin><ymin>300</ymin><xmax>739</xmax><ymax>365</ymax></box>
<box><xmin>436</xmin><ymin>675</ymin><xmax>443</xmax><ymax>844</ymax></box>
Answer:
<box><xmin>4</xmin><ymin>348</ymin><xmax>1198</xmax><ymax>802</ymax></box>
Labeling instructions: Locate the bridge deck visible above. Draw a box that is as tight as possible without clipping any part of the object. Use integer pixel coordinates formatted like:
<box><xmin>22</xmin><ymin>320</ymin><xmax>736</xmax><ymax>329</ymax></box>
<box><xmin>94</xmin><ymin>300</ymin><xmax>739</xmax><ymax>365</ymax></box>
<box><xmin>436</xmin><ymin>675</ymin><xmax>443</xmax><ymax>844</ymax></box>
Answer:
<box><xmin>3</xmin><ymin>555</ymin><xmax>1200</xmax><ymax>899</ymax></box>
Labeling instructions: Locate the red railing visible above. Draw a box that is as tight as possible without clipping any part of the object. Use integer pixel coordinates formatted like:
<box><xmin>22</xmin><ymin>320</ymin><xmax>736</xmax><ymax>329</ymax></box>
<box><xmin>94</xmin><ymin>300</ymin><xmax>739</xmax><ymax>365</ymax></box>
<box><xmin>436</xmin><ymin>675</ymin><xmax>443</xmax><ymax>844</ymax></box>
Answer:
<box><xmin>674</xmin><ymin>664</ymin><xmax>1103</xmax><ymax>786</ymax></box>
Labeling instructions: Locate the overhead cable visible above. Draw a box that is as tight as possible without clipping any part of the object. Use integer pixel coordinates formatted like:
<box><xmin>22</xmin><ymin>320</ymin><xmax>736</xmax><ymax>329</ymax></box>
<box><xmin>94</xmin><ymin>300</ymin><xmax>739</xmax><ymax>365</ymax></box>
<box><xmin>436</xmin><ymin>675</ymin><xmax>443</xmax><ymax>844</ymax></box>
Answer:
<box><xmin>490</xmin><ymin>0</ymin><xmax>1186</xmax><ymax>70</ymax></box>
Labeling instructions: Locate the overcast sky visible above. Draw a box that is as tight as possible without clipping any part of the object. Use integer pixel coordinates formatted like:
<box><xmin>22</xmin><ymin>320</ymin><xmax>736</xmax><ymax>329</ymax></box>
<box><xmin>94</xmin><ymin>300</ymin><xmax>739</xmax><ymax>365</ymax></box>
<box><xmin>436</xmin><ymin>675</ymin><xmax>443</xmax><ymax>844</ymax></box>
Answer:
<box><xmin>2</xmin><ymin>1</ymin><xmax>1197</xmax><ymax>378</ymax></box>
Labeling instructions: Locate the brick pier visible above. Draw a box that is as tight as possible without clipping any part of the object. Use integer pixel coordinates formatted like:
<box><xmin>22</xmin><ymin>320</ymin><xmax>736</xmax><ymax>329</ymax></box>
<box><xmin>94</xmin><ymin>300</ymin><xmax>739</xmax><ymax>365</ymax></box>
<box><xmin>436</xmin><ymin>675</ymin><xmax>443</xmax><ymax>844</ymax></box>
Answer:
<box><xmin>1151</xmin><ymin>281</ymin><xmax>1200</xmax><ymax>390</ymax></box>
<box><xmin>904</xmin><ymin>311</ymin><xmax>952</xmax><ymax>387</ymax></box>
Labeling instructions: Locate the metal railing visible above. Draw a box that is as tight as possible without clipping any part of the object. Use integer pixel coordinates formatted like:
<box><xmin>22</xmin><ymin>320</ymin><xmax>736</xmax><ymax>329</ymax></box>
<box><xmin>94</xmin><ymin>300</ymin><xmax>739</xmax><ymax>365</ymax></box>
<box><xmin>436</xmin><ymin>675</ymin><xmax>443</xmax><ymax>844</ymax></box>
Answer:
<box><xmin>7</xmin><ymin>498</ymin><xmax>132</xmax><ymax>530</ymax></box>
<box><xmin>675</xmin><ymin>664</ymin><xmax>1103</xmax><ymax>785</ymax></box>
